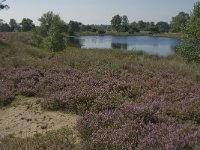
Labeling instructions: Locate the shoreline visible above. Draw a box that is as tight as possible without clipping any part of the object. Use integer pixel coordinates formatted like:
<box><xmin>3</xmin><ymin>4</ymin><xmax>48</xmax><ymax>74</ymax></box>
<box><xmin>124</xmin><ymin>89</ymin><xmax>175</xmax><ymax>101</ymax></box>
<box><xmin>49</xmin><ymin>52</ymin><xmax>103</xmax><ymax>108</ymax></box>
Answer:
<box><xmin>76</xmin><ymin>31</ymin><xmax>184</xmax><ymax>39</ymax></box>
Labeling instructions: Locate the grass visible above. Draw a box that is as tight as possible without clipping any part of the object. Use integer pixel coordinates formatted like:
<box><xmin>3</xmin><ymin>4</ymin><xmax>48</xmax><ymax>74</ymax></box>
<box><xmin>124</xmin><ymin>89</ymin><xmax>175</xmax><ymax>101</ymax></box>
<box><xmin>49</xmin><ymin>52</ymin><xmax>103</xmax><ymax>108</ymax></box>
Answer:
<box><xmin>0</xmin><ymin>37</ymin><xmax>200</xmax><ymax>149</ymax></box>
<box><xmin>0</xmin><ymin>128</ymin><xmax>78</xmax><ymax>150</ymax></box>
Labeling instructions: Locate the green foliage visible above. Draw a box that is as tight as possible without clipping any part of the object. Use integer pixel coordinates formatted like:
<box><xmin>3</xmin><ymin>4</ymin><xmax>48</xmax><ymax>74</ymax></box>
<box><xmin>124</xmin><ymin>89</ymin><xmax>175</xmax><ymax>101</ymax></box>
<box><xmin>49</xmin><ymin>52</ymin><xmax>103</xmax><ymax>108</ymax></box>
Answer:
<box><xmin>68</xmin><ymin>20</ymin><xmax>81</xmax><ymax>35</ymax></box>
<box><xmin>111</xmin><ymin>15</ymin><xmax>130</xmax><ymax>32</ymax></box>
<box><xmin>137</xmin><ymin>20</ymin><xmax>146</xmax><ymax>31</ymax></box>
<box><xmin>32</xmin><ymin>11</ymin><xmax>67</xmax><ymax>52</ymax></box>
<box><xmin>156</xmin><ymin>21</ymin><xmax>170</xmax><ymax>33</ymax></box>
<box><xmin>170</xmin><ymin>12</ymin><xmax>190</xmax><ymax>32</ymax></box>
<box><xmin>120</xmin><ymin>15</ymin><xmax>129</xmax><ymax>32</ymax></box>
<box><xmin>128</xmin><ymin>22</ymin><xmax>140</xmax><ymax>33</ymax></box>
<box><xmin>0</xmin><ymin>21</ymin><xmax>11</xmax><ymax>32</ymax></box>
<box><xmin>177</xmin><ymin>42</ymin><xmax>200</xmax><ymax>63</ymax></box>
<box><xmin>43</xmin><ymin>19</ymin><xmax>66</xmax><ymax>52</ymax></box>
<box><xmin>9</xmin><ymin>19</ymin><xmax>20</xmax><ymax>32</ymax></box>
<box><xmin>178</xmin><ymin>1</ymin><xmax>200</xmax><ymax>63</ymax></box>
<box><xmin>0</xmin><ymin>0</ymin><xmax>9</xmax><ymax>10</ymax></box>
<box><xmin>20</xmin><ymin>18</ymin><xmax>35</xmax><ymax>32</ymax></box>
<box><xmin>111</xmin><ymin>14</ymin><xmax>122</xmax><ymax>32</ymax></box>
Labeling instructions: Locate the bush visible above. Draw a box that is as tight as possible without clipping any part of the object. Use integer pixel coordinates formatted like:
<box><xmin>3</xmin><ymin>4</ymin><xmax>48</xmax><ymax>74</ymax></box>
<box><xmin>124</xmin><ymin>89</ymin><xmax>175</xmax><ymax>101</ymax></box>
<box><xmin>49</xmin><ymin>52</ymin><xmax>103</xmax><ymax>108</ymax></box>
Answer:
<box><xmin>177</xmin><ymin>42</ymin><xmax>200</xmax><ymax>63</ymax></box>
<box><xmin>178</xmin><ymin>1</ymin><xmax>200</xmax><ymax>63</ymax></box>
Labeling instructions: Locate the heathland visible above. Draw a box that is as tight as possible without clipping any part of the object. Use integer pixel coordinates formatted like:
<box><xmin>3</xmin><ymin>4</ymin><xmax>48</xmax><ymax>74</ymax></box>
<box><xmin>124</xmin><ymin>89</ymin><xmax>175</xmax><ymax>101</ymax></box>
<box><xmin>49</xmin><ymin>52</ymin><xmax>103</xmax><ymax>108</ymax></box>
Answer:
<box><xmin>1</xmin><ymin>1</ymin><xmax>200</xmax><ymax>149</ymax></box>
<box><xmin>0</xmin><ymin>32</ymin><xmax>200</xmax><ymax>149</ymax></box>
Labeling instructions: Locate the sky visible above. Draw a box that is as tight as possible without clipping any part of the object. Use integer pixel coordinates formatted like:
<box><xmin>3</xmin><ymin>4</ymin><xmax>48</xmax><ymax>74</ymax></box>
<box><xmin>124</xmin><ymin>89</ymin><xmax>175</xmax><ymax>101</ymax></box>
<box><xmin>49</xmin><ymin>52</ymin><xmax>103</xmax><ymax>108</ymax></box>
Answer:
<box><xmin>0</xmin><ymin>0</ymin><xmax>197</xmax><ymax>25</ymax></box>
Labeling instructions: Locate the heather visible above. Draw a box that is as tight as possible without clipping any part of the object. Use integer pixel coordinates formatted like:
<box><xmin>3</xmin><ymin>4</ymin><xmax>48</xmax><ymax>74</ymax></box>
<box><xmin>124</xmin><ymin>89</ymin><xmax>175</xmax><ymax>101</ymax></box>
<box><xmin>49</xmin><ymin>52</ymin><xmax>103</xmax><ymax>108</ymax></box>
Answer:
<box><xmin>1</xmin><ymin>39</ymin><xmax>200</xmax><ymax>149</ymax></box>
<box><xmin>77</xmin><ymin>102</ymin><xmax>200</xmax><ymax>150</ymax></box>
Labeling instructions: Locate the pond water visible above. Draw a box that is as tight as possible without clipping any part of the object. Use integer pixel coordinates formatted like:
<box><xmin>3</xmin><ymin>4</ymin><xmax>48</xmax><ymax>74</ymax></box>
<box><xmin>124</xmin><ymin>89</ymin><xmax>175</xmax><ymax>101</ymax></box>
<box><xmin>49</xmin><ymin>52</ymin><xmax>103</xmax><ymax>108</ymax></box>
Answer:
<box><xmin>68</xmin><ymin>36</ymin><xmax>181</xmax><ymax>57</ymax></box>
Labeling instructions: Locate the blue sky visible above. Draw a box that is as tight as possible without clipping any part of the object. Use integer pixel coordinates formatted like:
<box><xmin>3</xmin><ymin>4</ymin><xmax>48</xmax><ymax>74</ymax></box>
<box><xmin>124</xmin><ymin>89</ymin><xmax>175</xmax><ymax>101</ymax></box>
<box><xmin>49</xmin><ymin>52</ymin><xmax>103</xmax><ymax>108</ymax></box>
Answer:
<box><xmin>0</xmin><ymin>0</ymin><xmax>197</xmax><ymax>25</ymax></box>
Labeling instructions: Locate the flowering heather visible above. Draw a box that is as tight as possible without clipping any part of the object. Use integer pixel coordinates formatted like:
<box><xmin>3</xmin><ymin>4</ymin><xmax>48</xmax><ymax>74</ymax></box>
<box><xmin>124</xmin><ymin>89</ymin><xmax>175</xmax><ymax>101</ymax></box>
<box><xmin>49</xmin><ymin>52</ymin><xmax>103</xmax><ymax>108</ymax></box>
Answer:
<box><xmin>77</xmin><ymin>102</ymin><xmax>200</xmax><ymax>150</ymax></box>
<box><xmin>0</xmin><ymin>68</ymin><xmax>44</xmax><ymax>105</ymax></box>
<box><xmin>0</xmin><ymin>80</ymin><xmax>15</xmax><ymax>106</ymax></box>
<box><xmin>1</xmin><ymin>67</ymin><xmax>200</xmax><ymax>116</ymax></box>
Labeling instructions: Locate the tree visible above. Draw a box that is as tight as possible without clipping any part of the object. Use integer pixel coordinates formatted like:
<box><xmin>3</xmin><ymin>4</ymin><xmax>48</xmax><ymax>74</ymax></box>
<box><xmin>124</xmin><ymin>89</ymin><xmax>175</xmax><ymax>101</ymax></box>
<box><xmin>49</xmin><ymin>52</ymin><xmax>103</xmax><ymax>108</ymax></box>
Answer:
<box><xmin>184</xmin><ymin>2</ymin><xmax>200</xmax><ymax>43</ymax></box>
<box><xmin>20</xmin><ymin>18</ymin><xmax>35</xmax><ymax>32</ymax></box>
<box><xmin>137</xmin><ymin>20</ymin><xmax>146</xmax><ymax>31</ymax></box>
<box><xmin>170</xmin><ymin>12</ymin><xmax>190</xmax><ymax>32</ymax></box>
<box><xmin>32</xmin><ymin>12</ymin><xmax>67</xmax><ymax>52</ymax></box>
<box><xmin>177</xmin><ymin>1</ymin><xmax>200</xmax><ymax>63</ymax></box>
<box><xmin>128</xmin><ymin>22</ymin><xmax>140</xmax><ymax>33</ymax></box>
<box><xmin>38</xmin><ymin>11</ymin><xmax>56</xmax><ymax>34</ymax></box>
<box><xmin>0</xmin><ymin>21</ymin><xmax>11</xmax><ymax>32</ymax></box>
<box><xmin>156</xmin><ymin>21</ymin><xmax>170</xmax><ymax>33</ymax></box>
<box><xmin>120</xmin><ymin>15</ymin><xmax>129</xmax><ymax>32</ymax></box>
<box><xmin>0</xmin><ymin>0</ymin><xmax>9</xmax><ymax>10</ymax></box>
<box><xmin>43</xmin><ymin>17</ymin><xmax>66</xmax><ymax>52</ymax></box>
<box><xmin>68</xmin><ymin>20</ymin><xmax>81</xmax><ymax>35</ymax></box>
<box><xmin>9</xmin><ymin>19</ymin><xmax>20</xmax><ymax>32</ymax></box>
<box><xmin>111</xmin><ymin>14</ymin><xmax>122</xmax><ymax>32</ymax></box>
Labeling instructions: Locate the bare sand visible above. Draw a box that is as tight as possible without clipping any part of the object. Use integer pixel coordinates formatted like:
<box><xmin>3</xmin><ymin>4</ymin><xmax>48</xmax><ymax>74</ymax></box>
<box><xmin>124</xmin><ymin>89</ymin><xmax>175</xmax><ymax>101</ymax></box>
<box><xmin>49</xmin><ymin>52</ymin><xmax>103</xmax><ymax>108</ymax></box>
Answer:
<box><xmin>0</xmin><ymin>96</ymin><xmax>79</xmax><ymax>139</ymax></box>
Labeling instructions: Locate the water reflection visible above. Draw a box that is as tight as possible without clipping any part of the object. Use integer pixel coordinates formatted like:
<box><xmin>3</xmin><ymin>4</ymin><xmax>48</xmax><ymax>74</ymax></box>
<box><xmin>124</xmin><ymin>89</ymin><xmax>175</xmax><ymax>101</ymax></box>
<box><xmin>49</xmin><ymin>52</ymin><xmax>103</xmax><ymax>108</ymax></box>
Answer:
<box><xmin>67</xmin><ymin>37</ymin><xmax>82</xmax><ymax>48</ymax></box>
<box><xmin>68</xmin><ymin>36</ymin><xmax>181</xmax><ymax>57</ymax></box>
<box><xmin>111</xmin><ymin>43</ymin><xmax>128</xmax><ymax>49</ymax></box>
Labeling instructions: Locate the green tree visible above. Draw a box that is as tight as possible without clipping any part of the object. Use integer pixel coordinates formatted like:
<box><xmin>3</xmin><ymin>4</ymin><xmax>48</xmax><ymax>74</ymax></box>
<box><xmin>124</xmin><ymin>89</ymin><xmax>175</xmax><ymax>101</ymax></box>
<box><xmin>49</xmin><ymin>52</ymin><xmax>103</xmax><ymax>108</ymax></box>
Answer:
<box><xmin>0</xmin><ymin>22</ymin><xmax>11</xmax><ymax>32</ymax></box>
<box><xmin>177</xmin><ymin>1</ymin><xmax>200</xmax><ymax>63</ymax></box>
<box><xmin>111</xmin><ymin>14</ymin><xmax>122</xmax><ymax>32</ymax></box>
<box><xmin>9</xmin><ymin>19</ymin><xmax>20</xmax><ymax>32</ymax></box>
<box><xmin>120</xmin><ymin>15</ymin><xmax>129</xmax><ymax>32</ymax></box>
<box><xmin>156</xmin><ymin>21</ymin><xmax>170</xmax><ymax>33</ymax></box>
<box><xmin>137</xmin><ymin>20</ymin><xmax>146</xmax><ymax>31</ymax></box>
<box><xmin>20</xmin><ymin>18</ymin><xmax>35</xmax><ymax>32</ymax></box>
<box><xmin>32</xmin><ymin>12</ymin><xmax>67</xmax><ymax>52</ymax></box>
<box><xmin>68</xmin><ymin>21</ymin><xmax>81</xmax><ymax>35</ymax></box>
<box><xmin>128</xmin><ymin>22</ymin><xmax>140</xmax><ymax>33</ymax></box>
<box><xmin>0</xmin><ymin>0</ymin><xmax>9</xmax><ymax>10</ymax></box>
<box><xmin>43</xmin><ymin>17</ymin><xmax>66</xmax><ymax>52</ymax></box>
<box><xmin>38</xmin><ymin>11</ymin><xmax>57</xmax><ymax>35</ymax></box>
<box><xmin>170</xmin><ymin>12</ymin><xmax>190</xmax><ymax>32</ymax></box>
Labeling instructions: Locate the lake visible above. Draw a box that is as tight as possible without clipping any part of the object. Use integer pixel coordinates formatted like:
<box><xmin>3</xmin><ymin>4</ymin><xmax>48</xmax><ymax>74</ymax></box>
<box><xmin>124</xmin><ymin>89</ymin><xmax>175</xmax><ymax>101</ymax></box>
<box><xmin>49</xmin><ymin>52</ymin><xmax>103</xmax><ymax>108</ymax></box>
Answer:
<box><xmin>68</xmin><ymin>36</ymin><xmax>181</xmax><ymax>57</ymax></box>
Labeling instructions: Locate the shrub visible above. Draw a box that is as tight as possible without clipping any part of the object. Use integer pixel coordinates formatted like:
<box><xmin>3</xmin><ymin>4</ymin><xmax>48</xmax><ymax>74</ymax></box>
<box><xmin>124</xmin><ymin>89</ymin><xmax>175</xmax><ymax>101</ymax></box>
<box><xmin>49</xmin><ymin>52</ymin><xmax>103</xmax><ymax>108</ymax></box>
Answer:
<box><xmin>178</xmin><ymin>1</ymin><xmax>200</xmax><ymax>63</ymax></box>
<box><xmin>177</xmin><ymin>42</ymin><xmax>200</xmax><ymax>63</ymax></box>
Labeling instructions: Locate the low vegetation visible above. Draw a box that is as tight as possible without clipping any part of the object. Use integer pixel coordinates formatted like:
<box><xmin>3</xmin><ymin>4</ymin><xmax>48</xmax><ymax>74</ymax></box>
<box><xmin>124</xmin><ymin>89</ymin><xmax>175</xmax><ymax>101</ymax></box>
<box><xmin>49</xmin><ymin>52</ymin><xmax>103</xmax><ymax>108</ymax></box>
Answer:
<box><xmin>0</xmin><ymin>1</ymin><xmax>200</xmax><ymax>149</ymax></box>
<box><xmin>0</xmin><ymin>128</ymin><xmax>77</xmax><ymax>150</ymax></box>
<box><xmin>0</xmin><ymin>36</ymin><xmax>200</xmax><ymax>149</ymax></box>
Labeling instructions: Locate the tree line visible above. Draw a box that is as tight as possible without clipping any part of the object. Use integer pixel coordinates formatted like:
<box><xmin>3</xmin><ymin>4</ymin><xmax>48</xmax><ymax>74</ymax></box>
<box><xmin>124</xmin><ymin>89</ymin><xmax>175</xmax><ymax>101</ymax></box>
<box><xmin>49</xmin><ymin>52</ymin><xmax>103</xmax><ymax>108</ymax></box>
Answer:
<box><xmin>0</xmin><ymin>12</ymin><xmax>190</xmax><ymax>34</ymax></box>
<box><xmin>0</xmin><ymin>18</ymin><xmax>35</xmax><ymax>32</ymax></box>
<box><xmin>111</xmin><ymin>12</ymin><xmax>190</xmax><ymax>33</ymax></box>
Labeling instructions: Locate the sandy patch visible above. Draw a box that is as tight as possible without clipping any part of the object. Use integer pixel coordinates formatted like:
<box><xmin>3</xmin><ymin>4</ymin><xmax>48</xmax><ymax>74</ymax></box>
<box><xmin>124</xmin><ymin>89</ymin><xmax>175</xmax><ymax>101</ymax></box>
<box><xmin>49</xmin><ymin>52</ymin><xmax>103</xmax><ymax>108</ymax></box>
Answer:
<box><xmin>0</xmin><ymin>96</ymin><xmax>79</xmax><ymax>139</ymax></box>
